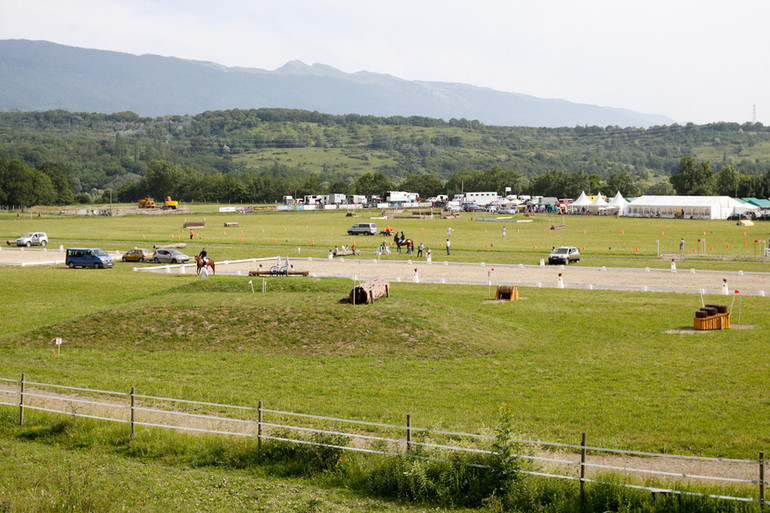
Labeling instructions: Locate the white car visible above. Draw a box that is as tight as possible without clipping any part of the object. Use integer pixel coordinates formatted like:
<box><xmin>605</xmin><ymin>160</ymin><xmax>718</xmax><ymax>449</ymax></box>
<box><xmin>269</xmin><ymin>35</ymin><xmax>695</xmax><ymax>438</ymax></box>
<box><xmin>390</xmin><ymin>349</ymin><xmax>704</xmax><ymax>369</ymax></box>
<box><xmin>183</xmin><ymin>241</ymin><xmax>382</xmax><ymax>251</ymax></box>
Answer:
<box><xmin>14</xmin><ymin>232</ymin><xmax>48</xmax><ymax>247</ymax></box>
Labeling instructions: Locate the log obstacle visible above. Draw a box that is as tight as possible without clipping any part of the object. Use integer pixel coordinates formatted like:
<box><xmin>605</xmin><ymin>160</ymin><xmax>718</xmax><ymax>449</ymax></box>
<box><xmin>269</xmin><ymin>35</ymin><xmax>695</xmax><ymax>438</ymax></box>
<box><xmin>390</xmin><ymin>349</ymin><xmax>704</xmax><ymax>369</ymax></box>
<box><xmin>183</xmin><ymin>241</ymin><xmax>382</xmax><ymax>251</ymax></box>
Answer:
<box><xmin>495</xmin><ymin>284</ymin><xmax>520</xmax><ymax>301</ymax></box>
<box><xmin>184</xmin><ymin>221</ymin><xmax>205</xmax><ymax>228</ymax></box>
<box><xmin>344</xmin><ymin>278</ymin><xmax>390</xmax><ymax>305</ymax></box>
<box><xmin>693</xmin><ymin>304</ymin><xmax>730</xmax><ymax>330</ymax></box>
<box><xmin>250</xmin><ymin>269</ymin><xmax>309</xmax><ymax>276</ymax></box>
<box><xmin>224</xmin><ymin>222</ymin><xmax>240</xmax><ymax>227</ymax></box>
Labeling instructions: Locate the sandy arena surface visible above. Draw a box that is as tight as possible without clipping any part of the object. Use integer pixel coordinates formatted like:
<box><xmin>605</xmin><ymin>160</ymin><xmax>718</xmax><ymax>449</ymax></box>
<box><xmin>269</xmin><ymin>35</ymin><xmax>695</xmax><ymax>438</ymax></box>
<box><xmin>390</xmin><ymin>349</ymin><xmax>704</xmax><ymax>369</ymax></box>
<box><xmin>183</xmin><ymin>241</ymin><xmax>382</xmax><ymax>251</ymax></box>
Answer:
<box><xmin>4</xmin><ymin>246</ymin><xmax>770</xmax><ymax>295</ymax></box>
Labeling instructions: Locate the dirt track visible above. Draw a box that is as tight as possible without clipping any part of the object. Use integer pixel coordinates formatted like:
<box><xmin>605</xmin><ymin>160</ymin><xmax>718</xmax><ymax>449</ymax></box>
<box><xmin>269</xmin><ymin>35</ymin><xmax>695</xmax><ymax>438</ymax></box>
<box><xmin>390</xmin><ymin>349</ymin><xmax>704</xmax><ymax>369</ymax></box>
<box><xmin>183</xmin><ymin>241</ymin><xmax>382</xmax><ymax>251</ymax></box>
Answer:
<box><xmin>4</xmin><ymin>247</ymin><xmax>770</xmax><ymax>295</ymax></box>
<box><xmin>225</xmin><ymin>257</ymin><xmax>770</xmax><ymax>295</ymax></box>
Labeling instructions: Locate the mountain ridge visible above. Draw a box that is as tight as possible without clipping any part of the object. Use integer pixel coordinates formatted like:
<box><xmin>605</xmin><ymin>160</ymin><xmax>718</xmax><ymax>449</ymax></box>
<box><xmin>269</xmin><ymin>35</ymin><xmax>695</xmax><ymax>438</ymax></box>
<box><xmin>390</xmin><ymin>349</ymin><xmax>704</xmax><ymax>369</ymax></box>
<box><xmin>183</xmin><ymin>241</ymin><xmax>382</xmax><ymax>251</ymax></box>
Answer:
<box><xmin>0</xmin><ymin>39</ymin><xmax>673</xmax><ymax>127</ymax></box>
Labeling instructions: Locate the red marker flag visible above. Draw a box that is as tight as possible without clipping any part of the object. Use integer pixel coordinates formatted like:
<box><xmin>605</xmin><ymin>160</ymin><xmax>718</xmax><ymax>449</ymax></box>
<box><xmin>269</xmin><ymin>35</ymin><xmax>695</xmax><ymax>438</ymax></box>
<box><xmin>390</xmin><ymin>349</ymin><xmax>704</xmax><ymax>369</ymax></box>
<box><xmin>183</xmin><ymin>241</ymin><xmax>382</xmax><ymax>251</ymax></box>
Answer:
<box><xmin>735</xmin><ymin>290</ymin><xmax>740</xmax><ymax>294</ymax></box>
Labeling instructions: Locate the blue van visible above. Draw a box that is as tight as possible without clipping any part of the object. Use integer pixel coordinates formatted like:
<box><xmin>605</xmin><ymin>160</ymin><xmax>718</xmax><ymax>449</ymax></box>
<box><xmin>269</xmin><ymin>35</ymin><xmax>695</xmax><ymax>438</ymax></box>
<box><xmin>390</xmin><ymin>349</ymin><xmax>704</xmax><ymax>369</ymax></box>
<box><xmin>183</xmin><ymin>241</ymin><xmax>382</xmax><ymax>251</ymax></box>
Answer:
<box><xmin>65</xmin><ymin>248</ymin><xmax>114</xmax><ymax>269</ymax></box>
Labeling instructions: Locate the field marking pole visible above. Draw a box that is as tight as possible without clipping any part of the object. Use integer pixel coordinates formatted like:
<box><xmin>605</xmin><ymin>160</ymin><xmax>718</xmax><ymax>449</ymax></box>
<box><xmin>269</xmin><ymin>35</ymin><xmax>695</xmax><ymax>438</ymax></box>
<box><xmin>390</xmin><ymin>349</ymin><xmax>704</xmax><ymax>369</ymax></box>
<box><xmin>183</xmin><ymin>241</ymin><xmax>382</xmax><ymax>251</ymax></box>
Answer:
<box><xmin>258</xmin><ymin>400</ymin><xmax>263</xmax><ymax>453</ymax></box>
<box><xmin>406</xmin><ymin>414</ymin><xmax>412</xmax><ymax>453</ymax></box>
<box><xmin>760</xmin><ymin>451</ymin><xmax>765</xmax><ymax>510</ymax></box>
<box><xmin>130</xmin><ymin>386</ymin><xmax>135</xmax><ymax>439</ymax></box>
<box><xmin>579</xmin><ymin>432</ymin><xmax>586</xmax><ymax>504</ymax></box>
<box><xmin>19</xmin><ymin>373</ymin><xmax>25</xmax><ymax>426</ymax></box>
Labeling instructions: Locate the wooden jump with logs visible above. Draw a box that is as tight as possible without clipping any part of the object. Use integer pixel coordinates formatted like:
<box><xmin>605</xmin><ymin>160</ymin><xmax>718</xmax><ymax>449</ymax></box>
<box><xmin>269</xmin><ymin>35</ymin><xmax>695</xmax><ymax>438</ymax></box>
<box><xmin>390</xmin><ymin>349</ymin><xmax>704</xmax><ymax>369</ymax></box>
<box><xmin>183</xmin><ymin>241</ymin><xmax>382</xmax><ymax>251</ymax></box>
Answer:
<box><xmin>344</xmin><ymin>278</ymin><xmax>390</xmax><ymax>305</ymax></box>
<box><xmin>249</xmin><ymin>269</ymin><xmax>309</xmax><ymax>277</ymax></box>
<box><xmin>694</xmin><ymin>304</ymin><xmax>730</xmax><ymax>330</ymax></box>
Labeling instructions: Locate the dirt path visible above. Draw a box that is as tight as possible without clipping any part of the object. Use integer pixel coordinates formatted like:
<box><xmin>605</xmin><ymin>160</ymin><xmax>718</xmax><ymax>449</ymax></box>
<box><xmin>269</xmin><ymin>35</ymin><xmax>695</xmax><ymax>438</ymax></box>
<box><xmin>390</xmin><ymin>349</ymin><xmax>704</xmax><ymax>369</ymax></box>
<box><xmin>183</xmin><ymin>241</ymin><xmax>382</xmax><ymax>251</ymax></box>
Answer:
<box><xmin>225</xmin><ymin>257</ymin><xmax>770</xmax><ymax>295</ymax></box>
<box><xmin>5</xmin><ymin>247</ymin><xmax>770</xmax><ymax>294</ymax></box>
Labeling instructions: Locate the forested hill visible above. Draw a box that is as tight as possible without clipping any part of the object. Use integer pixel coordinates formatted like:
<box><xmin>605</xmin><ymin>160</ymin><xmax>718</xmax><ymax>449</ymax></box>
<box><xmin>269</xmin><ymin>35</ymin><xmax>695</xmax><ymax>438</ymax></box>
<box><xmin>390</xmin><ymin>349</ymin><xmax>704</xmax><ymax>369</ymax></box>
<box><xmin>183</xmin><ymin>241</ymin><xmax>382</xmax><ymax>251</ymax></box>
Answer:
<box><xmin>1</xmin><ymin>109</ymin><xmax>770</xmax><ymax>206</ymax></box>
<box><xmin>0</xmin><ymin>39</ymin><xmax>672</xmax><ymax>128</ymax></box>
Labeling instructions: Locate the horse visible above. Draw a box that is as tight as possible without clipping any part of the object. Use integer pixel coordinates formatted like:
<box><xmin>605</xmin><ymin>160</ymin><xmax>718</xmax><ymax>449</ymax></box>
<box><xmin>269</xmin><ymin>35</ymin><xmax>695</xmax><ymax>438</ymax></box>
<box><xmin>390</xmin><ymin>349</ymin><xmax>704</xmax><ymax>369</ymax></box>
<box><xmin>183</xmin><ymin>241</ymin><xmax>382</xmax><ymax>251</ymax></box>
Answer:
<box><xmin>195</xmin><ymin>255</ymin><xmax>215</xmax><ymax>275</ymax></box>
<box><xmin>393</xmin><ymin>235</ymin><xmax>413</xmax><ymax>254</ymax></box>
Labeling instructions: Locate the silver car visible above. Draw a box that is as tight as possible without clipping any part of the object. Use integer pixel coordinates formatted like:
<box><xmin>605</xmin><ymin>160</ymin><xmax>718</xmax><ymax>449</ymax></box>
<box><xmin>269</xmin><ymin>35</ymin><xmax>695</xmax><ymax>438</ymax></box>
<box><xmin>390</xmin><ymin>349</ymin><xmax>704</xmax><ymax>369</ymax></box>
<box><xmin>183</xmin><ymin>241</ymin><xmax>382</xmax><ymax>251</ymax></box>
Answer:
<box><xmin>14</xmin><ymin>232</ymin><xmax>48</xmax><ymax>247</ymax></box>
<box><xmin>151</xmin><ymin>248</ymin><xmax>191</xmax><ymax>263</ymax></box>
<box><xmin>548</xmin><ymin>246</ymin><xmax>580</xmax><ymax>265</ymax></box>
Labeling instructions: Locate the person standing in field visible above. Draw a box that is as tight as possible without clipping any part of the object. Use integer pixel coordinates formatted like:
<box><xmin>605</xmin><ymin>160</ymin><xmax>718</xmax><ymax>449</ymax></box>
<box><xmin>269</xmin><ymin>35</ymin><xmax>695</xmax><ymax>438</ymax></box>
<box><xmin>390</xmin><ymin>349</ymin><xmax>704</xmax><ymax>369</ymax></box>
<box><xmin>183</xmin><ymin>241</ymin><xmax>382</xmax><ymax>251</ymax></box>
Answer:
<box><xmin>502</xmin><ymin>226</ymin><xmax>506</xmax><ymax>238</ymax></box>
<box><xmin>680</xmin><ymin>238</ymin><xmax>685</xmax><ymax>252</ymax></box>
<box><xmin>417</xmin><ymin>242</ymin><xmax>424</xmax><ymax>257</ymax></box>
<box><xmin>446</xmin><ymin>238</ymin><xmax>451</xmax><ymax>255</ymax></box>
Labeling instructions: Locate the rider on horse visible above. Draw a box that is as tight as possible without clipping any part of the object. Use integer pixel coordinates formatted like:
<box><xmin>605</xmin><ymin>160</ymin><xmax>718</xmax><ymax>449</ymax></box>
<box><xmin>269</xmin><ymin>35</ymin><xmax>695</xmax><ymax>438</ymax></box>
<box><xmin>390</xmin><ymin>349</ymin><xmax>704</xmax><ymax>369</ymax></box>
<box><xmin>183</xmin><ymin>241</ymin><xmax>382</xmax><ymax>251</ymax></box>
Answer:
<box><xmin>198</xmin><ymin>247</ymin><xmax>208</xmax><ymax>265</ymax></box>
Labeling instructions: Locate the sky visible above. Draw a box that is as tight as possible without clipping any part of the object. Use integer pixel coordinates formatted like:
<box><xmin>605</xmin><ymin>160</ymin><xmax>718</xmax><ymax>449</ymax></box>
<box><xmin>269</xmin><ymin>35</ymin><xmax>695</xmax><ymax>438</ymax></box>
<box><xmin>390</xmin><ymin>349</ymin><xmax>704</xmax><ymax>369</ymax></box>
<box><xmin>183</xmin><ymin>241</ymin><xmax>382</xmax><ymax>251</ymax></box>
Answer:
<box><xmin>3</xmin><ymin>0</ymin><xmax>770</xmax><ymax>125</ymax></box>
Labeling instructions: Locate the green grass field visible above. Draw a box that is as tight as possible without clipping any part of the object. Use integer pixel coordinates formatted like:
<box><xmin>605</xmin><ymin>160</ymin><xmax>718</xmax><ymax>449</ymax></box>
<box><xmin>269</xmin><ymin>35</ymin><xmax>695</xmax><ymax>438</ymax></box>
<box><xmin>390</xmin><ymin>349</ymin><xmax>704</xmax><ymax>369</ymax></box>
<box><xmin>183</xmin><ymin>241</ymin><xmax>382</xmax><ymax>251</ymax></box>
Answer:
<box><xmin>2</xmin><ymin>209</ymin><xmax>769</xmax><ymax>511</ymax></box>
<box><xmin>5</xmin><ymin>206</ymin><xmax>770</xmax><ymax>269</ymax></box>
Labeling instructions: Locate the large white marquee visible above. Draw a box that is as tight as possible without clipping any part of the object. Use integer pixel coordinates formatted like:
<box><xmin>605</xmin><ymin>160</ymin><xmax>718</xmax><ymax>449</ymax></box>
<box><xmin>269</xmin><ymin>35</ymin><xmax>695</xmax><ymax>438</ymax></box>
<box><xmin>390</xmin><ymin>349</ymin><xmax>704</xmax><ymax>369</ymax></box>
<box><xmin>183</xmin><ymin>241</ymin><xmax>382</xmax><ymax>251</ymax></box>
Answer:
<box><xmin>626</xmin><ymin>196</ymin><xmax>757</xmax><ymax>220</ymax></box>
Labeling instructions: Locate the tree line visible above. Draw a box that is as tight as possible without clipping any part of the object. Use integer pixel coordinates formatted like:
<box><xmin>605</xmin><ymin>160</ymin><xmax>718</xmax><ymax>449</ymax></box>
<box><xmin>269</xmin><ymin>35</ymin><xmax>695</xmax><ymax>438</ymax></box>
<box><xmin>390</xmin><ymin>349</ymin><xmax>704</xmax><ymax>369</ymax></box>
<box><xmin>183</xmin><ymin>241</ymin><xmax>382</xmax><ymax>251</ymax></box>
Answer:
<box><xmin>2</xmin><ymin>108</ymin><xmax>770</xmax><ymax>207</ymax></box>
<box><xmin>4</xmin><ymin>154</ymin><xmax>769</xmax><ymax>208</ymax></box>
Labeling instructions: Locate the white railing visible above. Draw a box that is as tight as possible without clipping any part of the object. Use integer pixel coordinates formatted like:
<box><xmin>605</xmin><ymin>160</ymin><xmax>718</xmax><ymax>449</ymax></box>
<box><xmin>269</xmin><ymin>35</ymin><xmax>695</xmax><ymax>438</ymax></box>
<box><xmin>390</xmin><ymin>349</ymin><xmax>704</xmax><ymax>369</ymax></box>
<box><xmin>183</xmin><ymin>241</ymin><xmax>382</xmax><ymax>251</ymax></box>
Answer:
<box><xmin>0</xmin><ymin>375</ymin><xmax>765</xmax><ymax>506</ymax></box>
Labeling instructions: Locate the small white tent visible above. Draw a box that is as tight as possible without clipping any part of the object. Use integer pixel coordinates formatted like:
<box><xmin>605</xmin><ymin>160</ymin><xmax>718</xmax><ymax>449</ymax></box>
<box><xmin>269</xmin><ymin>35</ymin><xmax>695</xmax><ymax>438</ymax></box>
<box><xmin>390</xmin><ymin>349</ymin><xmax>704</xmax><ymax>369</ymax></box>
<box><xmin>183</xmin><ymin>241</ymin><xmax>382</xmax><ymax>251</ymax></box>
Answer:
<box><xmin>608</xmin><ymin>191</ymin><xmax>631</xmax><ymax>216</ymax></box>
<box><xmin>587</xmin><ymin>192</ymin><xmax>609</xmax><ymax>213</ymax></box>
<box><xmin>569</xmin><ymin>191</ymin><xmax>592</xmax><ymax>212</ymax></box>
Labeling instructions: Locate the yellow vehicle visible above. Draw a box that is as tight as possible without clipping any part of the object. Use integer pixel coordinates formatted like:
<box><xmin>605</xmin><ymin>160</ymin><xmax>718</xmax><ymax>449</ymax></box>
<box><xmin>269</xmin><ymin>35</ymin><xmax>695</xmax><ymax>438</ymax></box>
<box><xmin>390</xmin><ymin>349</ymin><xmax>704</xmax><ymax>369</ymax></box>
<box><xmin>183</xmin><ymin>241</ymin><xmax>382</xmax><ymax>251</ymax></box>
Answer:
<box><xmin>137</xmin><ymin>197</ymin><xmax>156</xmax><ymax>208</ymax></box>
<box><xmin>163</xmin><ymin>196</ymin><xmax>179</xmax><ymax>209</ymax></box>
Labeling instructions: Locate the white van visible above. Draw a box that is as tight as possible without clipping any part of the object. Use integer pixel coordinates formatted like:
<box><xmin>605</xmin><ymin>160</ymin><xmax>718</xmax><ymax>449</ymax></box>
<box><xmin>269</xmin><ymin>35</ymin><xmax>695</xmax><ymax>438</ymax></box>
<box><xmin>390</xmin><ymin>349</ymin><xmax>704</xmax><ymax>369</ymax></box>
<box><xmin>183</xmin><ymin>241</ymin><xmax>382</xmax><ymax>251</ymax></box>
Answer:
<box><xmin>347</xmin><ymin>223</ymin><xmax>377</xmax><ymax>235</ymax></box>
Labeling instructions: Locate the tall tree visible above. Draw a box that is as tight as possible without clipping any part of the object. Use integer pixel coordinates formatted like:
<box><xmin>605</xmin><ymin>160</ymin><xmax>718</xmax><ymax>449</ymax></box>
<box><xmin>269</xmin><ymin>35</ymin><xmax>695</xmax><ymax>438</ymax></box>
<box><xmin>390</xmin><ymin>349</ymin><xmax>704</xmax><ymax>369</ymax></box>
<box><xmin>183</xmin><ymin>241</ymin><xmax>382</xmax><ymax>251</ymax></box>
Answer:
<box><xmin>146</xmin><ymin>160</ymin><xmax>184</xmax><ymax>199</ymax></box>
<box><xmin>669</xmin><ymin>157</ymin><xmax>715</xmax><ymax>195</ymax></box>
<box><xmin>605</xmin><ymin>171</ymin><xmax>641</xmax><ymax>198</ymax></box>
<box><xmin>715</xmin><ymin>165</ymin><xmax>739</xmax><ymax>196</ymax></box>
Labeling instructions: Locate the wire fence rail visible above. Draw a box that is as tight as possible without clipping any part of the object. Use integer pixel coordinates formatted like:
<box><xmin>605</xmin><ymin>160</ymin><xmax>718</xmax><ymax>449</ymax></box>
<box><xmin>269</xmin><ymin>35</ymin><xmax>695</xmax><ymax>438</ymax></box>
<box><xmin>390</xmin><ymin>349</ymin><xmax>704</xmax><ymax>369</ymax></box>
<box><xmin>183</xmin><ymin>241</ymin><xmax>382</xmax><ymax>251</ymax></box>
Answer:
<box><xmin>0</xmin><ymin>374</ymin><xmax>766</xmax><ymax>508</ymax></box>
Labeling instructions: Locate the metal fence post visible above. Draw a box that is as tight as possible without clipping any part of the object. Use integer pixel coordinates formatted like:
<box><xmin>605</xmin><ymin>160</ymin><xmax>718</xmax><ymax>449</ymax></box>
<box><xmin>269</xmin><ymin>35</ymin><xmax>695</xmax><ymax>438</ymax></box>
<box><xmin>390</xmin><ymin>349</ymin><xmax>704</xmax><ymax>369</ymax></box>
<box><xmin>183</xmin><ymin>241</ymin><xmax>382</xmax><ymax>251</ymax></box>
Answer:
<box><xmin>19</xmin><ymin>373</ymin><xmax>25</xmax><ymax>426</ymax></box>
<box><xmin>257</xmin><ymin>400</ymin><xmax>263</xmax><ymax>453</ymax></box>
<box><xmin>130</xmin><ymin>386</ymin><xmax>135</xmax><ymax>439</ymax></box>
<box><xmin>760</xmin><ymin>451</ymin><xmax>765</xmax><ymax>511</ymax></box>
<box><xmin>406</xmin><ymin>414</ymin><xmax>411</xmax><ymax>453</ymax></box>
<box><xmin>580</xmin><ymin>432</ymin><xmax>587</xmax><ymax>504</ymax></box>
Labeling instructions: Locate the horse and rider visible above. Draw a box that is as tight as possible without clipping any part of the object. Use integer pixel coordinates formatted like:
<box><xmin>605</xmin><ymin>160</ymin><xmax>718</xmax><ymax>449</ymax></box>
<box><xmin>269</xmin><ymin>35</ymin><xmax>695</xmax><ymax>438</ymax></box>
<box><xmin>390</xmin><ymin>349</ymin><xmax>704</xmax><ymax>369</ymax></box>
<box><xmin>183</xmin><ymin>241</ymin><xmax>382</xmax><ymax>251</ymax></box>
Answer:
<box><xmin>393</xmin><ymin>232</ymin><xmax>413</xmax><ymax>254</ymax></box>
<box><xmin>195</xmin><ymin>247</ymin><xmax>215</xmax><ymax>275</ymax></box>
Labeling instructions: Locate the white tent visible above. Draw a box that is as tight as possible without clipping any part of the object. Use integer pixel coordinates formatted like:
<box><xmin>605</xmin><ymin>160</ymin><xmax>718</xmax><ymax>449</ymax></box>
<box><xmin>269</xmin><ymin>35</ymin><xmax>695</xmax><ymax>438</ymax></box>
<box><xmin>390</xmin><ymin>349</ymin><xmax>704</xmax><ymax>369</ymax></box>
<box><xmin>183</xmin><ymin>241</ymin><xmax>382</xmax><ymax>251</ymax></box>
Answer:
<box><xmin>569</xmin><ymin>191</ymin><xmax>592</xmax><ymax>212</ymax></box>
<box><xmin>586</xmin><ymin>192</ymin><xmax>609</xmax><ymax>213</ymax></box>
<box><xmin>591</xmin><ymin>192</ymin><xmax>608</xmax><ymax>207</ymax></box>
<box><xmin>608</xmin><ymin>191</ymin><xmax>631</xmax><ymax>216</ymax></box>
<box><xmin>626</xmin><ymin>196</ymin><xmax>759</xmax><ymax>220</ymax></box>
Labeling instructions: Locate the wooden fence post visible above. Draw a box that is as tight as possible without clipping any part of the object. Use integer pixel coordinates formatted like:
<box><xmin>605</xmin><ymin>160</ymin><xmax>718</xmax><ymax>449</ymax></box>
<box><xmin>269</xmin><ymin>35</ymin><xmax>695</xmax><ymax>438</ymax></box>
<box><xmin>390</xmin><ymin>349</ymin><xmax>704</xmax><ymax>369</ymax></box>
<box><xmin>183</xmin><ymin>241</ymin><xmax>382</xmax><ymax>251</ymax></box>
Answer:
<box><xmin>760</xmin><ymin>451</ymin><xmax>765</xmax><ymax>511</ymax></box>
<box><xmin>406</xmin><ymin>414</ymin><xmax>412</xmax><ymax>453</ymax></box>
<box><xmin>19</xmin><ymin>373</ymin><xmax>25</xmax><ymax>426</ymax></box>
<box><xmin>258</xmin><ymin>401</ymin><xmax>263</xmax><ymax>453</ymax></box>
<box><xmin>580</xmin><ymin>432</ymin><xmax>587</xmax><ymax>504</ymax></box>
<box><xmin>130</xmin><ymin>386</ymin><xmax>135</xmax><ymax>439</ymax></box>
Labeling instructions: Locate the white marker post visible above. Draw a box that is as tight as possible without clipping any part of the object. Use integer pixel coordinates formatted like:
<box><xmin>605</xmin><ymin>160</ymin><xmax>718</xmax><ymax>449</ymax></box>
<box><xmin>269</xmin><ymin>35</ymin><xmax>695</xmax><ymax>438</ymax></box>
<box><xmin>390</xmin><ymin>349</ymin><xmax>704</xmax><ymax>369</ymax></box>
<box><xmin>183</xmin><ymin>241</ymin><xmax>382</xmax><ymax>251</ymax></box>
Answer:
<box><xmin>55</xmin><ymin>337</ymin><xmax>62</xmax><ymax>358</ymax></box>
<box><xmin>248</xmin><ymin>279</ymin><xmax>254</xmax><ymax>294</ymax></box>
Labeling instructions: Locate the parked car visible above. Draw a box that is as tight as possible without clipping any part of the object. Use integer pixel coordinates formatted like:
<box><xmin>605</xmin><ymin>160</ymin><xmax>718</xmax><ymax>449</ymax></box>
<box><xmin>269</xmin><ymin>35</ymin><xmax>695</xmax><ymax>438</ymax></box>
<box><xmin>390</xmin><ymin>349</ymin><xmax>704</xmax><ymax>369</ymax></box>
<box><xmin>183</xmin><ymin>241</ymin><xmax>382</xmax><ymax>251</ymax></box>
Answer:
<box><xmin>122</xmin><ymin>248</ymin><xmax>153</xmax><ymax>262</ymax></box>
<box><xmin>14</xmin><ymin>232</ymin><xmax>48</xmax><ymax>247</ymax></box>
<box><xmin>347</xmin><ymin>223</ymin><xmax>377</xmax><ymax>235</ymax></box>
<box><xmin>66</xmin><ymin>248</ymin><xmax>114</xmax><ymax>269</ymax></box>
<box><xmin>151</xmin><ymin>248</ymin><xmax>191</xmax><ymax>263</ymax></box>
<box><xmin>548</xmin><ymin>246</ymin><xmax>580</xmax><ymax>265</ymax></box>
